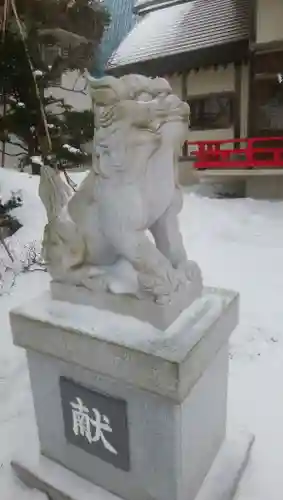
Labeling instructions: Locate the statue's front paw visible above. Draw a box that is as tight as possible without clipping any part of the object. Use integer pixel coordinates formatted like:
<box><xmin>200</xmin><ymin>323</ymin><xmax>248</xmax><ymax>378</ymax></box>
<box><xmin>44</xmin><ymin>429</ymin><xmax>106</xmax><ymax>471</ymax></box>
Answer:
<box><xmin>178</xmin><ymin>260</ymin><xmax>202</xmax><ymax>284</ymax></box>
<box><xmin>81</xmin><ymin>267</ymin><xmax>108</xmax><ymax>291</ymax></box>
<box><xmin>82</xmin><ymin>276</ymin><xmax>108</xmax><ymax>292</ymax></box>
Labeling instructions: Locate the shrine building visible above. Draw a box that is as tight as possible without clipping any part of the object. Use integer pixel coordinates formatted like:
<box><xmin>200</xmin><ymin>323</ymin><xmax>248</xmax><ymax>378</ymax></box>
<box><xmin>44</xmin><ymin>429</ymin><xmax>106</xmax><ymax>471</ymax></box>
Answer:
<box><xmin>107</xmin><ymin>0</ymin><xmax>283</xmax><ymax>199</ymax></box>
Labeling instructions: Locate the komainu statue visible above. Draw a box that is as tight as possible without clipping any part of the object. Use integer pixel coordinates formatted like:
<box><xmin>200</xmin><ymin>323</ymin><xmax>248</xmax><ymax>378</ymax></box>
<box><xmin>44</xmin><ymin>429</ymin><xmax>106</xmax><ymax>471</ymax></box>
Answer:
<box><xmin>39</xmin><ymin>74</ymin><xmax>202</xmax><ymax>327</ymax></box>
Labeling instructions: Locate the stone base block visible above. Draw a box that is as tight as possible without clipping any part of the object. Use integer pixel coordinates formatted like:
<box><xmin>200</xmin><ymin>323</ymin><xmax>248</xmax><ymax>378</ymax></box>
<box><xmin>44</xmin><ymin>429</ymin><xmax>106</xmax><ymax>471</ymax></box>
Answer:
<box><xmin>50</xmin><ymin>277</ymin><xmax>202</xmax><ymax>330</ymax></box>
<box><xmin>12</xmin><ymin>429</ymin><xmax>254</xmax><ymax>500</ymax></box>
<box><xmin>10</xmin><ymin>287</ymin><xmax>240</xmax><ymax>500</ymax></box>
<box><xmin>246</xmin><ymin>175</ymin><xmax>283</xmax><ymax>200</ymax></box>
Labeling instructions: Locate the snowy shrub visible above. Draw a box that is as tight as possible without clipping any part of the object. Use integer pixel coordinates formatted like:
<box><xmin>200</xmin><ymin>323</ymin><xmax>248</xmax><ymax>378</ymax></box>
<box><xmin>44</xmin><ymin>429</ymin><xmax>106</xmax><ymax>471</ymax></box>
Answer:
<box><xmin>0</xmin><ymin>240</ymin><xmax>46</xmax><ymax>296</ymax></box>
<box><xmin>0</xmin><ymin>190</ymin><xmax>23</xmax><ymax>212</ymax></box>
<box><xmin>21</xmin><ymin>241</ymin><xmax>45</xmax><ymax>272</ymax></box>
<box><xmin>0</xmin><ymin>190</ymin><xmax>23</xmax><ymax>240</ymax></box>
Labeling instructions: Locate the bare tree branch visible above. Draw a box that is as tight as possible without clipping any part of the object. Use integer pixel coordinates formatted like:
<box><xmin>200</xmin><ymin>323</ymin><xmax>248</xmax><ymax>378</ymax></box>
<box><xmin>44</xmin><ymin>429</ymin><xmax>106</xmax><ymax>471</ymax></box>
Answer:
<box><xmin>49</xmin><ymin>73</ymin><xmax>88</xmax><ymax>94</ymax></box>
<box><xmin>45</xmin><ymin>98</ymin><xmax>65</xmax><ymax>105</ymax></box>
<box><xmin>6</xmin><ymin>139</ymin><xmax>28</xmax><ymax>151</ymax></box>
<box><xmin>38</xmin><ymin>28</ymin><xmax>89</xmax><ymax>48</ymax></box>
<box><xmin>63</xmin><ymin>168</ymin><xmax>77</xmax><ymax>191</ymax></box>
<box><xmin>53</xmin><ymin>83</ymin><xmax>87</xmax><ymax>94</ymax></box>
<box><xmin>0</xmin><ymin>235</ymin><xmax>14</xmax><ymax>262</ymax></box>
<box><xmin>0</xmin><ymin>149</ymin><xmax>25</xmax><ymax>157</ymax></box>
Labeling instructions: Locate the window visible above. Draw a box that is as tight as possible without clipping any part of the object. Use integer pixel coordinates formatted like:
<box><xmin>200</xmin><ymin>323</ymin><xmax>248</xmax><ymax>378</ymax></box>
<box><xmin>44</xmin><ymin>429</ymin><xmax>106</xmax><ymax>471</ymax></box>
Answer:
<box><xmin>253</xmin><ymin>51</ymin><xmax>283</xmax><ymax>135</ymax></box>
<box><xmin>188</xmin><ymin>93</ymin><xmax>234</xmax><ymax>130</ymax></box>
<box><xmin>41</xmin><ymin>45</ymin><xmax>62</xmax><ymax>86</ymax></box>
<box><xmin>256</xmin><ymin>80</ymin><xmax>283</xmax><ymax>132</ymax></box>
<box><xmin>42</xmin><ymin>45</ymin><xmax>61</xmax><ymax>66</ymax></box>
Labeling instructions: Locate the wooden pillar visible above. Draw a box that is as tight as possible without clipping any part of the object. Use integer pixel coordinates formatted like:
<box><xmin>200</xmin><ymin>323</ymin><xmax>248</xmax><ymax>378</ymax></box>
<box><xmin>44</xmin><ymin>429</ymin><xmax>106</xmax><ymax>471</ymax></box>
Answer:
<box><xmin>248</xmin><ymin>0</ymin><xmax>257</xmax><ymax>137</ymax></box>
<box><xmin>181</xmin><ymin>71</ymin><xmax>187</xmax><ymax>101</ymax></box>
<box><xmin>247</xmin><ymin>57</ymin><xmax>255</xmax><ymax>137</ymax></box>
<box><xmin>234</xmin><ymin>63</ymin><xmax>242</xmax><ymax>143</ymax></box>
<box><xmin>181</xmin><ymin>72</ymin><xmax>188</xmax><ymax>156</ymax></box>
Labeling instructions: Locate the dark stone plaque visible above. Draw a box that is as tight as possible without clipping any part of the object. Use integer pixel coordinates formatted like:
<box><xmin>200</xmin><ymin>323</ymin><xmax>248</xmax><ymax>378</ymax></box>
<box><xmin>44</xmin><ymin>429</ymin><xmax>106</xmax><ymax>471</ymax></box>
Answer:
<box><xmin>60</xmin><ymin>377</ymin><xmax>130</xmax><ymax>471</ymax></box>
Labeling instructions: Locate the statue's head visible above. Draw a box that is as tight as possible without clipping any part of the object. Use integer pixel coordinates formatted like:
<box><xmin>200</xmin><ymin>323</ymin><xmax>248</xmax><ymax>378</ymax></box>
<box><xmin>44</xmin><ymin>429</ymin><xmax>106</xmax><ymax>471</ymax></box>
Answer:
<box><xmin>120</xmin><ymin>74</ymin><xmax>153</xmax><ymax>99</ymax></box>
<box><xmin>120</xmin><ymin>75</ymin><xmax>172</xmax><ymax>99</ymax></box>
<box><xmin>87</xmin><ymin>74</ymin><xmax>129</xmax><ymax>106</ymax></box>
<box><xmin>149</xmin><ymin>77</ymin><xmax>172</xmax><ymax>97</ymax></box>
<box><xmin>87</xmin><ymin>73</ymin><xmax>173</xmax><ymax>106</ymax></box>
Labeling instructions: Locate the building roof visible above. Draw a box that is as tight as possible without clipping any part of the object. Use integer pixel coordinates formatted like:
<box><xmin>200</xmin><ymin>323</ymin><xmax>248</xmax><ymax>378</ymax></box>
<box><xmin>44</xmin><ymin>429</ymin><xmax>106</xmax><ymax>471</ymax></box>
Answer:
<box><xmin>107</xmin><ymin>0</ymin><xmax>251</xmax><ymax>75</ymax></box>
<box><xmin>94</xmin><ymin>0</ymin><xmax>136</xmax><ymax>76</ymax></box>
<box><xmin>134</xmin><ymin>0</ymin><xmax>186</xmax><ymax>14</ymax></box>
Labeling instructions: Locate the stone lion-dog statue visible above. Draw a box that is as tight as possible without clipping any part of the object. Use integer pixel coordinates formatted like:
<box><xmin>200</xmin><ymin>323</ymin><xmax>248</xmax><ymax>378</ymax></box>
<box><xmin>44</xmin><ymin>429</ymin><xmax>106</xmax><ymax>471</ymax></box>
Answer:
<box><xmin>39</xmin><ymin>74</ymin><xmax>202</xmax><ymax>327</ymax></box>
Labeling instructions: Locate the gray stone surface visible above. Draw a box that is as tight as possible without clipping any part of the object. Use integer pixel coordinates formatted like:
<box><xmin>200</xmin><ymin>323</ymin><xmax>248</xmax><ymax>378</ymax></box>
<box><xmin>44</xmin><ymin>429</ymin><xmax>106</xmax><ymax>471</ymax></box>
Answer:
<box><xmin>51</xmin><ymin>278</ymin><xmax>202</xmax><ymax>331</ymax></box>
<box><xmin>26</xmin><ymin>344</ymin><xmax>228</xmax><ymax>500</ymax></box>
<box><xmin>11</xmin><ymin>430</ymin><xmax>254</xmax><ymax>500</ymax></box>
<box><xmin>195</xmin><ymin>430</ymin><xmax>255</xmax><ymax>500</ymax></box>
<box><xmin>246</xmin><ymin>175</ymin><xmax>283</xmax><ymax>200</ymax></box>
<box><xmin>10</xmin><ymin>287</ymin><xmax>239</xmax><ymax>402</ymax></box>
<box><xmin>10</xmin><ymin>287</ymin><xmax>241</xmax><ymax>500</ymax></box>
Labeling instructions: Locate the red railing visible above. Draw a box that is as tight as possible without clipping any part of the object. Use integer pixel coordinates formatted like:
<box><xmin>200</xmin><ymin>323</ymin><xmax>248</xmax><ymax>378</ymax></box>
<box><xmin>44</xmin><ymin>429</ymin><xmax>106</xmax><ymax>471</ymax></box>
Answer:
<box><xmin>185</xmin><ymin>137</ymin><xmax>283</xmax><ymax>169</ymax></box>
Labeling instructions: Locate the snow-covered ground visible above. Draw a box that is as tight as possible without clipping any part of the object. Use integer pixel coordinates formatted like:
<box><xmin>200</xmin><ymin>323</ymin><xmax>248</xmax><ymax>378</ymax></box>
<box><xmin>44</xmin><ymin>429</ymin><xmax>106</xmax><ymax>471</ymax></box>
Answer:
<box><xmin>0</xmin><ymin>169</ymin><xmax>283</xmax><ymax>499</ymax></box>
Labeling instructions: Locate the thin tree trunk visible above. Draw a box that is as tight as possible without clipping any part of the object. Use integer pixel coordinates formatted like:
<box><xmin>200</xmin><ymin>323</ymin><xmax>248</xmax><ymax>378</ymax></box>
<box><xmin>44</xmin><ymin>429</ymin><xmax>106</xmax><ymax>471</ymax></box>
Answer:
<box><xmin>1</xmin><ymin>95</ymin><xmax>7</xmax><ymax>168</ymax></box>
<box><xmin>1</xmin><ymin>0</ymin><xmax>10</xmax><ymax>168</ymax></box>
<box><xmin>29</xmin><ymin>142</ymin><xmax>41</xmax><ymax>175</ymax></box>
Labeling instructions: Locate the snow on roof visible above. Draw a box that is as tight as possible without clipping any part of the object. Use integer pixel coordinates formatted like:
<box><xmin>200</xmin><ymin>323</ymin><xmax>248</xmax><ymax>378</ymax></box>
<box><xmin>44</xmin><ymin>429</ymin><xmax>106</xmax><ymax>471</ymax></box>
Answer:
<box><xmin>108</xmin><ymin>0</ymin><xmax>250</xmax><ymax>73</ymax></box>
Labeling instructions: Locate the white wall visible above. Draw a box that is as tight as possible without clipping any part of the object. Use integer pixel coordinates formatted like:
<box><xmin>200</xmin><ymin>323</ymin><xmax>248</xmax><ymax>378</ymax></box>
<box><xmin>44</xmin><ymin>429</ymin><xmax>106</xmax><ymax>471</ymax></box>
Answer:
<box><xmin>256</xmin><ymin>0</ymin><xmax>283</xmax><ymax>45</ymax></box>
<box><xmin>167</xmin><ymin>65</ymin><xmax>235</xmax><ymax>99</ymax></box>
<box><xmin>168</xmin><ymin>74</ymin><xmax>182</xmax><ymax>97</ymax></box>
<box><xmin>186</xmin><ymin>65</ymin><xmax>235</xmax><ymax>143</ymax></box>
<box><xmin>186</xmin><ymin>65</ymin><xmax>235</xmax><ymax>96</ymax></box>
<box><xmin>46</xmin><ymin>71</ymin><xmax>91</xmax><ymax>112</ymax></box>
<box><xmin>168</xmin><ymin>64</ymin><xmax>250</xmax><ymax>144</ymax></box>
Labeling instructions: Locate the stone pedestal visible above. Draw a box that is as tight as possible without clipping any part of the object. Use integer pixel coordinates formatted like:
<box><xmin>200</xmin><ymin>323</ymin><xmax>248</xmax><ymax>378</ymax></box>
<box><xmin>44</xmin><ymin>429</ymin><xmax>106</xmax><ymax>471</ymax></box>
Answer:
<box><xmin>10</xmin><ymin>288</ymin><xmax>253</xmax><ymax>500</ymax></box>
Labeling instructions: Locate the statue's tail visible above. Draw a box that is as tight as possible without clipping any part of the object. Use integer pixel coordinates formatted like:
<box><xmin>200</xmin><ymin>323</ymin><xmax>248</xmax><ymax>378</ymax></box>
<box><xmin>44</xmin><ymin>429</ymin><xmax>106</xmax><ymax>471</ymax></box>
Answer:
<box><xmin>39</xmin><ymin>165</ymin><xmax>73</xmax><ymax>222</ymax></box>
